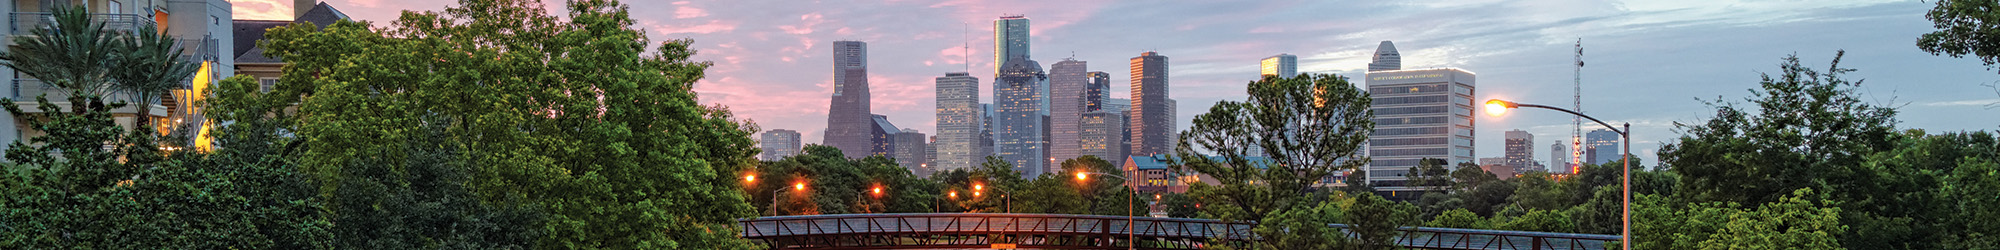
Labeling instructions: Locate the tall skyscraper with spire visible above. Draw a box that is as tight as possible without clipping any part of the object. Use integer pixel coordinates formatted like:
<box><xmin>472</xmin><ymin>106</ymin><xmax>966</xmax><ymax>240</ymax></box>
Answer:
<box><xmin>935</xmin><ymin>72</ymin><xmax>981</xmax><ymax>171</ymax></box>
<box><xmin>994</xmin><ymin>15</ymin><xmax>1030</xmax><ymax>77</ymax></box>
<box><xmin>1368</xmin><ymin>41</ymin><xmax>1401</xmax><ymax>72</ymax></box>
<box><xmin>1130</xmin><ymin>52</ymin><xmax>1172</xmax><ymax>157</ymax></box>
<box><xmin>823</xmin><ymin>41</ymin><xmax>874</xmax><ymax>158</ymax></box>
<box><xmin>1049</xmin><ymin>59</ymin><xmax>1088</xmax><ymax>167</ymax></box>
<box><xmin>995</xmin><ymin>57</ymin><xmax>1049</xmax><ymax>178</ymax></box>
<box><xmin>1261</xmin><ymin>54</ymin><xmax>1298</xmax><ymax>78</ymax></box>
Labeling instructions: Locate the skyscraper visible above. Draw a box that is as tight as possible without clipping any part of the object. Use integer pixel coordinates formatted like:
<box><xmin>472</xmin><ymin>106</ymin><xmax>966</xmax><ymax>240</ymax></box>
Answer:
<box><xmin>870</xmin><ymin>114</ymin><xmax>899</xmax><ymax>157</ymax></box>
<box><xmin>994</xmin><ymin>15</ymin><xmax>1030</xmax><ymax>77</ymax></box>
<box><xmin>1106</xmin><ymin>98</ymin><xmax>1133</xmax><ymax>161</ymax></box>
<box><xmin>1551</xmin><ymin>140</ymin><xmax>1571</xmax><ymax>173</ymax></box>
<box><xmin>823</xmin><ymin>41</ymin><xmax>874</xmax><ymax>158</ymax></box>
<box><xmin>934</xmin><ymin>72</ymin><xmax>982</xmax><ymax>171</ymax></box>
<box><xmin>1505</xmin><ymin>130</ymin><xmax>1534</xmax><ymax>171</ymax></box>
<box><xmin>1080</xmin><ymin>111</ymin><xmax>1127</xmax><ymax>168</ymax></box>
<box><xmin>1261</xmin><ymin>54</ymin><xmax>1298</xmax><ymax>78</ymax></box>
<box><xmin>1585</xmin><ymin>129</ymin><xmax>1621</xmax><ymax>165</ymax></box>
<box><xmin>895</xmin><ymin>128</ymin><xmax>929</xmax><ymax>172</ymax></box>
<box><xmin>1368</xmin><ymin>41</ymin><xmax>1401</xmax><ymax>72</ymax></box>
<box><xmin>1130</xmin><ymin>52</ymin><xmax>1172</xmax><ymax>156</ymax></box>
<box><xmin>995</xmin><ymin>57</ymin><xmax>1049</xmax><ymax>178</ymax></box>
<box><xmin>1049</xmin><ymin>59</ymin><xmax>1088</xmax><ymax>165</ymax></box>
<box><xmin>980</xmin><ymin>104</ymin><xmax>995</xmax><ymax>161</ymax></box>
<box><xmin>1364</xmin><ymin>68</ymin><xmax>1475</xmax><ymax>197</ymax></box>
<box><xmin>1085</xmin><ymin>72</ymin><xmax>1111</xmax><ymax>112</ymax></box>
<box><xmin>760</xmin><ymin>129</ymin><xmax>802</xmax><ymax>161</ymax></box>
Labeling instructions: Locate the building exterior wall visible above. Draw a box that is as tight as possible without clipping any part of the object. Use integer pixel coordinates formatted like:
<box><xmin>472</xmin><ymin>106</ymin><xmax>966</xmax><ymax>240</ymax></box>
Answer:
<box><xmin>824</xmin><ymin>41</ymin><xmax>873</xmax><ymax>158</ymax></box>
<box><xmin>1079</xmin><ymin>111</ymin><xmax>1126</xmax><ymax>167</ymax></box>
<box><xmin>1048</xmin><ymin>59</ymin><xmax>1086</xmax><ymax>166</ymax></box>
<box><xmin>1368</xmin><ymin>41</ymin><xmax>1401</xmax><ymax>72</ymax></box>
<box><xmin>1129</xmin><ymin>52</ymin><xmax>1170</xmax><ymax>157</ymax></box>
<box><xmin>994</xmin><ymin>57</ymin><xmax>1047</xmax><ymax>178</ymax></box>
<box><xmin>870</xmin><ymin>114</ymin><xmax>898</xmax><ymax>157</ymax></box>
<box><xmin>1260</xmin><ymin>54</ymin><xmax>1297</xmax><ymax>78</ymax></box>
<box><xmin>1504</xmin><ymin>129</ymin><xmax>1534</xmax><ymax>172</ymax></box>
<box><xmin>894</xmin><ymin>128</ymin><xmax>927</xmax><ymax>172</ymax></box>
<box><xmin>761</xmin><ymin>129</ymin><xmax>803</xmax><ymax>161</ymax></box>
<box><xmin>993</xmin><ymin>16</ymin><xmax>1029</xmax><ymax>77</ymax></box>
<box><xmin>1586</xmin><ymin>129</ymin><xmax>1621</xmax><ymax>165</ymax></box>
<box><xmin>934</xmin><ymin>72</ymin><xmax>980</xmax><ymax>171</ymax></box>
<box><xmin>1363</xmin><ymin>68</ymin><xmax>1476</xmax><ymax>192</ymax></box>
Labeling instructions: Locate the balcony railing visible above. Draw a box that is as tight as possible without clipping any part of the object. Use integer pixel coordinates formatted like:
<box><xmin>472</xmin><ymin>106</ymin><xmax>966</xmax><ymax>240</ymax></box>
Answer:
<box><xmin>10</xmin><ymin>12</ymin><xmax>156</xmax><ymax>35</ymax></box>
<box><xmin>10</xmin><ymin>79</ymin><xmax>159</xmax><ymax>106</ymax></box>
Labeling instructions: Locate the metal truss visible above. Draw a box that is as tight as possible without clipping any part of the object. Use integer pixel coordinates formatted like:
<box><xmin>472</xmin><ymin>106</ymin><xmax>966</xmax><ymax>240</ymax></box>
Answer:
<box><xmin>740</xmin><ymin>213</ymin><xmax>1621</xmax><ymax>250</ymax></box>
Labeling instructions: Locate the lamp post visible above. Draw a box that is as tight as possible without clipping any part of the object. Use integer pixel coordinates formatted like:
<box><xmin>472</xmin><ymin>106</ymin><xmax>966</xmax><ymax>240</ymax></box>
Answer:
<box><xmin>974</xmin><ymin>183</ymin><xmax>1013</xmax><ymax>213</ymax></box>
<box><xmin>1486</xmin><ymin>99</ymin><xmax>1630</xmax><ymax>250</ymax></box>
<box><xmin>1078</xmin><ymin>172</ymin><xmax>1137</xmax><ymax>250</ymax></box>
<box><xmin>771</xmin><ymin>182</ymin><xmax>806</xmax><ymax>216</ymax></box>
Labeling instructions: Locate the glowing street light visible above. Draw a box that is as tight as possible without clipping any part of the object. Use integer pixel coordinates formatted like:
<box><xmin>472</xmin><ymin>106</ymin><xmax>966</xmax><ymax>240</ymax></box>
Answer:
<box><xmin>1486</xmin><ymin>98</ymin><xmax>1631</xmax><ymax>250</ymax></box>
<box><xmin>744</xmin><ymin>174</ymin><xmax>756</xmax><ymax>183</ymax></box>
<box><xmin>1077</xmin><ymin>171</ymin><xmax>1137</xmax><ymax>250</ymax></box>
<box><xmin>794</xmin><ymin>182</ymin><xmax>805</xmax><ymax>191</ymax></box>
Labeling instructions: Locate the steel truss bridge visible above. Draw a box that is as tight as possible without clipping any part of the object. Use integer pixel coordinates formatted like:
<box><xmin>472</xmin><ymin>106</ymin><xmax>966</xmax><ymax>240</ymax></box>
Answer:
<box><xmin>739</xmin><ymin>213</ymin><xmax>1620</xmax><ymax>250</ymax></box>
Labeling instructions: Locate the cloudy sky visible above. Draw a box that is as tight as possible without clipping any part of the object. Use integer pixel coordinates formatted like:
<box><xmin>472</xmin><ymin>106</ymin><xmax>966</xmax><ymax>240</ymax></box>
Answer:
<box><xmin>237</xmin><ymin>0</ymin><xmax>2000</xmax><ymax>165</ymax></box>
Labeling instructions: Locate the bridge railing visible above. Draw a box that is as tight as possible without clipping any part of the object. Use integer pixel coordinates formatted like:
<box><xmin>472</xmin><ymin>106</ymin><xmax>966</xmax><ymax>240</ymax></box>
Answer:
<box><xmin>738</xmin><ymin>213</ymin><xmax>1621</xmax><ymax>250</ymax></box>
<box><xmin>1333</xmin><ymin>224</ymin><xmax>1622</xmax><ymax>250</ymax></box>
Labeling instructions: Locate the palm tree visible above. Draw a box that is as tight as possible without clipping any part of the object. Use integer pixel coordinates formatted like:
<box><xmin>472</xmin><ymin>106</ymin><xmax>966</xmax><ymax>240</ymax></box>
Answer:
<box><xmin>111</xmin><ymin>24</ymin><xmax>201</xmax><ymax>129</ymax></box>
<box><xmin>0</xmin><ymin>6</ymin><xmax>121</xmax><ymax>105</ymax></box>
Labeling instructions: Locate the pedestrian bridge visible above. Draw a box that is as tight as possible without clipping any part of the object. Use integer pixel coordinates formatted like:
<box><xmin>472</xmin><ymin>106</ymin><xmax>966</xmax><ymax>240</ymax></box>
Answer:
<box><xmin>738</xmin><ymin>213</ymin><xmax>1619</xmax><ymax>250</ymax></box>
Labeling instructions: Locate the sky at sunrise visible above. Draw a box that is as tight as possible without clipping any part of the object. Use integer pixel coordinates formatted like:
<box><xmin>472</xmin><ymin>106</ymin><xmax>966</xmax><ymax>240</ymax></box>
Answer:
<box><xmin>234</xmin><ymin>0</ymin><xmax>2000</xmax><ymax>164</ymax></box>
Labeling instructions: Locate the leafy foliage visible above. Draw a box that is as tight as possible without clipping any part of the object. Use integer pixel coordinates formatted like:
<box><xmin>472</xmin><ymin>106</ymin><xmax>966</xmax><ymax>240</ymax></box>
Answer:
<box><xmin>1918</xmin><ymin>0</ymin><xmax>2000</xmax><ymax>73</ymax></box>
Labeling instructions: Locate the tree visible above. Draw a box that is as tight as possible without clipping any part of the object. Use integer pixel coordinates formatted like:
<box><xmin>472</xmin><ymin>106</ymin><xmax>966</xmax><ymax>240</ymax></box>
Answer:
<box><xmin>1918</xmin><ymin>0</ymin><xmax>2000</xmax><ymax>74</ymax></box>
<box><xmin>1341</xmin><ymin>192</ymin><xmax>1419</xmax><ymax>250</ymax></box>
<box><xmin>1662</xmin><ymin>51</ymin><xmax>1896</xmax><ymax>205</ymax></box>
<box><xmin>329</xmin><ymin>120</ymin><xmax>543</xmax><ymax>249</ymax></box>
<box><xmin>1173</xmin><ymin>73</ymin><xmax>1371</xmax><ymax>248</ymax></box>
<box><xmin>0</xmin><ymin>6</ymin><xmax>119</xmax><ymax>99</ymax></box>
<box><xmin>110</xmin><ymin>22</ymin><xmax>202</xmax><ymax>129</ymax></box>
<box><xmin>253</xmin><ymin>0</ymin><xmax>762</xmax><ymax>248</ymax></box>
<box><xmin>1427</xmin><ymin>208</ymin><xmax>1488</xmax><ymax>229</ymax></box>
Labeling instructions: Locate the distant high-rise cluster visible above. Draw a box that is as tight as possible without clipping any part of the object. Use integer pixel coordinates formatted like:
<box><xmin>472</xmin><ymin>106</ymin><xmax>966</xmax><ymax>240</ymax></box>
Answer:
<box><xmin>819</xmin><ymin>15</ymin><xmax>1183</xmax><ymax>179</ymax></box>
<box><xmin>760</xmin><ymin>129</ymin><xmax>802</xmax><ymax>161</ymax></box>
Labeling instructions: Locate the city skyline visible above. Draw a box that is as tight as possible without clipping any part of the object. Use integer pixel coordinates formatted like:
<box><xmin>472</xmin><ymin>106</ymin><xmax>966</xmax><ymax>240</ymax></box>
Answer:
<box><xmin>235</xmin><ymin>0</ymin><xmax>2000</xmax><ymax>162</ymax></box>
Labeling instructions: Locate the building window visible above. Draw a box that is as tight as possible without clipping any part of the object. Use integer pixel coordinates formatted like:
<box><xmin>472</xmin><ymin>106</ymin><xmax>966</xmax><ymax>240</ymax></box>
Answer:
<box><xmin>259</xmin><ymin>78</ymin><xmax>279</xmax><ymax>92</ymax></box>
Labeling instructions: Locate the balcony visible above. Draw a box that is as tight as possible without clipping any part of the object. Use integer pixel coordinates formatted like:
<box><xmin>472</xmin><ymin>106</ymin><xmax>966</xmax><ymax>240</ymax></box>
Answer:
<box><xmin>10</xmin><ymin>12</ymin><xmax>155</xmax><ymax>35</ymax></box>
<box><xmin>11</xmin><ymin>79</ymin><xmax>165</xmax><ymax>108</ymax></box>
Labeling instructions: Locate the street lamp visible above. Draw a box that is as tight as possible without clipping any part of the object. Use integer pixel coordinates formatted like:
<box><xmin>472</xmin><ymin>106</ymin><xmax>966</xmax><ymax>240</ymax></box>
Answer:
<box><xmin>771</xmin><ymin>181</ymin><xmax>806</xmax><ymax>216</ymax></box>
<box><xmin>974</xmin><ymin>182</ymin><xmax>1013</xmax><ymax>213</ymax></box>
<box><xmin>1486</xmin><ymin>99</ymin><xmax>1631</xmax><ymax>250</ymax></box>
<box><xmin>1078</xmin><ymin>171</ymin><xmax>1138</xmax><ymax>250</ymax></box>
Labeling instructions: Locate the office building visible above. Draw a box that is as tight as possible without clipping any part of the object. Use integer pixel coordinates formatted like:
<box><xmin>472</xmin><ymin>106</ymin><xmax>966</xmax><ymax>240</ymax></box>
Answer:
<box><xmin>1105</xmin><ymin>98</ymin><xmax>1133</xmax><ymax>161</ymax></box>
<box><xmin>870</xmin><ymin>114</ymin><xmax>899</xmax><ymax>157</ymax></box>
<box><xmin>934</xmin><ymin>72</ymin><xmax>981</xmax><ymax>171</ymax></box>
<box><xmin>894</xmin><ymin>128</ymin><xmax>928</xmax><ymax>172</ymax></box>
<box><xmin>1130</xmin><ymin>52</ymin><xmax>1172</xmax><ymax>156</ymax></box>
<box><xmin>1049</xmin><ymin>59</ymin><xmax>1088</xmax><ymax>165</ymax></box>
<box><xmin>994</xmin><ymin>57</ymin><xmax>1049</xmax><ymax>178</ymax></box>
<box><xmin>1368</xmin><ymin>41</ymin><xmax>1401</xmax><ymax>72</ymax></box>
<box><xmin>1085</xmin><ymin>72</ymin><xmax>1111</xmax><ymax>112</ymax></box>
<box><xmin>760</xmin><ymin>129</ymin><xmax>803</xmax><ymax>161</ymax></box>
<box><xmin>1080</xmin><ymin>110</ymin><xmax>1127</xmax><ymax>168</ymax></box>
<box><xmin>1505</xmin><ymin>130</ymin><xmax>1534</xmax><ymax>171</ymax></box>
<box><xmin>823</xmin><ymin>41</ymin><xmax>875</xmax><ymax>158</ymax></box>
<box><xmin>980</xmin><ymin>104</ymin><xmax>995</xmax><ymax>161</ymax></box>
<box><xmin>1261</xmin><ymin>54</ymin><xmax>1298</xmax><ymax>78</ymax></box>
<box><xmin>1551</xmin><ymin>140</ymin><xmax>1572</xmax><ymax>173</ymax></box>
<box><xmin>1586</xmin><ymin>129</ymin><xmax>1621</xmax><ymax>165</ymax></box>
<box><xmin>994</xmin><ymin>15</ymin><xmax>1030</xmax><ymax>77</ymax></box>
<box><xmin>1363</xmin><ymin>68</ymin><xmax>1476</xmax><ymax>196</ymax></box>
